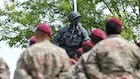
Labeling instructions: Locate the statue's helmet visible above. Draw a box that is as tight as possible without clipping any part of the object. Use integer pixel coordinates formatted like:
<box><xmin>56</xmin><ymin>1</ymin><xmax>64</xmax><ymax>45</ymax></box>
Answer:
<box><xmin>68</xmin><ymin>11</ymin><xmax>81</xmax><ymax>22</ymax></box>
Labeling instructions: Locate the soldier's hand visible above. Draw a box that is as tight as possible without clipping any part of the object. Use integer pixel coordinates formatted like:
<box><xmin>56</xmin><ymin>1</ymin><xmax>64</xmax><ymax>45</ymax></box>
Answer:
<box><xmin>120</xmin><ymin>75</ymin><xmax>130</xmax><ymax>79</ymax></box>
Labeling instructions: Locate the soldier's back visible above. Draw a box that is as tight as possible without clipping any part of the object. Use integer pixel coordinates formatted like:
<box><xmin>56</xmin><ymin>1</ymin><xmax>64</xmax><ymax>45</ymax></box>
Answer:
<box><xmin>15</xmin><ymin>40</ymin><xmax>71</xmax><ymax>79</ymax></box>
<box><xmin>86</xmin><ymin>35</ymin><xmax>140</xmax><ymax>78</ymax></box>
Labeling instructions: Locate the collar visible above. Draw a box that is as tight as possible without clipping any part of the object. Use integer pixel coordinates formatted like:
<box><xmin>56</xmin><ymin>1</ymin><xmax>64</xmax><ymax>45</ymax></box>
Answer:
<box><xmin>37</xmin><ymin>39</ymin><xmax>50</xmax><ymax>43</ymax></box>
<box><xmin>69</xmin><ymin>24</ymin><xmax>79</xmax><ymax>32</ymax></box>
<box><xmin>107</xmin><ymin>34</ymin><xmax>121</xmax><ymax>38</ymax></box>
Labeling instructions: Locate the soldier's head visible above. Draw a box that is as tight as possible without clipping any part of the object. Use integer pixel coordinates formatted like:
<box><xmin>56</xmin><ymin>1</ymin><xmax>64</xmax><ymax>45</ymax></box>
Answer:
<box><xmin>136</xmin><ymin>41</ymin><xmax>140</xmax><ymax>48</ymax></box>
<box><xmin>29</xmin><ymin>36</ymin><xmax>37</xmax><ymax>46</ymax></box>
<box><xmin>35</xmin><ymin>23</ymin><xmax>52</xmax><ymax>41</ymax></box>
<box><xmin>68</xmin><ymin>11</ymin><xmax>81</xmax><ymax>24</ymax></box>
<box><xmin>105</xmin><ymin>17</ymin><xmax>122</xmax><ymax>35</ymax></box>
<box><xmin>90</xmin><ymin>28</ymin><xmax>106</xmax><ymax>44</ymax></box>
<box><xmin>82</xmin><ymin>40</ymin><xmax>94</xmax><ymax>53</ymax></box>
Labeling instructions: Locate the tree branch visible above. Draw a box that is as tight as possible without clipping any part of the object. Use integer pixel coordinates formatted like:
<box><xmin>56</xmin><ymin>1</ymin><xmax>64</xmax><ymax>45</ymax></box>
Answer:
<box><xmin>111</xmin><ymin>0</ymin><xmax>121</xmax><ymax>18</ymax></box>
<box><xmin>102</xmin><ymin>0</ymin><xmax>114</xmax><ymax>15</ymax></box>
<box><xmin>125</xmin><ymin>0</ymin><xmax>138</xmax><ymax>18</ymax></box>
<box><xmin>121</xmin><ymin>0</ymin><xmax>130</xmax><ymax>27</ymax></box>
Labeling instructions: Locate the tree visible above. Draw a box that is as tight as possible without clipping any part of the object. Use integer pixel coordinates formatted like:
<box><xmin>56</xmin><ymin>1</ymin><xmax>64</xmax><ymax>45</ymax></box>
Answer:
<box><xmin>0</xmin><ymin>0</ymin><xmax>139</xmax><ymax>48</ymax></box>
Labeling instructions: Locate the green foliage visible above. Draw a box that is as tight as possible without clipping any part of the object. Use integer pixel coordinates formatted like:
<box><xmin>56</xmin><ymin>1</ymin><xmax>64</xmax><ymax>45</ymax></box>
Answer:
<box><xmin>0</xmin><ymin>0</ymin><xmax>139</xmax><ymax>48</ymax></box>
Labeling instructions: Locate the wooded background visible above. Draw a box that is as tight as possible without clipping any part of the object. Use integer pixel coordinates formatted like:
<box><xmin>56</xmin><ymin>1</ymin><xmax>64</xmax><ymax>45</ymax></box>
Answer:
<box><xmin>0</xmin><ymin>0</ymin><xmax>139</xmax><ymax>48</ymax></box>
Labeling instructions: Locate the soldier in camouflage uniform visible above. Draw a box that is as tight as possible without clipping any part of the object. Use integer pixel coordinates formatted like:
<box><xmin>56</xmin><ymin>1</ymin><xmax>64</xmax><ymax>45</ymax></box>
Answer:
<box><xmin>0</xmin><ymin>57</ymin><xmax>10</xmax><ymax>79</ymax></box>
<box><xmin>14</xmin><ymin>23</ymin><xmax>72</xmax><ymax>79</ymax></box>
<box><xmin>90</xmin><ymin>28</ymin><xmax>106</xmax><ymax>45</ymax></box>
<box><xmin>73</xmin><ymin>17</ymin><xmax>140</xmax><ymax>79</ymax></box>
<box><xmin>82</xmin><ymin>40</ymin><xmax>94</xmax><ymax>53</ymax></box>
<box><xmin>53</xmin><ymin>11</ymin><xmax>90</xmax><ymax>59</ymax></box>
<box><xmin>76</xmin><ymin>28</ymin><xmax>106</xmax><ymax>59</ymax></box>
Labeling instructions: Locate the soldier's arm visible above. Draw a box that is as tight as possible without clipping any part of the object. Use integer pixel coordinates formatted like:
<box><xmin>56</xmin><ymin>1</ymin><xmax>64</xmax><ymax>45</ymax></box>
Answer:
<box><xmin>83</xmin><ymin>30</ymin><xmax>90</xmax><ymax>41</ymax></box>
<box><xmin>53</xmin><ymin>30</ymin><xmax>64</xmax><ymax>46</ymax></box>
<box><xmin>80</xmin><ymin>26</ymin><xmax>90</xmax><ymax>41</ymax></box>
<box><xmin>133</xmin><ymin>47</ymin><xmax>140</xmax><ymax>78</ymax></box>
<box><xmin>57</xmin><ymin>50</ymin><xmax>73</xmax><ymax>79</ymax></box>
<box><xmin>73</xmin><ymin>55</ymin><xmax>88</xmax><ymax>79</ymax></box>
<box><xmin>0</xmin><ymin>58</ymin><xmax>10</xmax><ymax>79</ymax></box>
<box><xmin>57</xmin><ymin>60</ymin><xmax>73</xmax><ymax>79</ymax></box>
<box><xmin>14</xmin><ymin>51</ymin><xmax>32</xmax><ymax>79</ymax></box>
<box><xmin>74</xmin><ymin>51</ymin><xmax>113</xmax><ymax>79</ymax></box>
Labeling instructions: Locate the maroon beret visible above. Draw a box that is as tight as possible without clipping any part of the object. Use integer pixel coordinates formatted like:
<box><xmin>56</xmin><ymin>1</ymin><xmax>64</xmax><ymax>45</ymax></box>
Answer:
<box><xmin>82</xmin><ymin>40</ymin><xmax>94</xmax><ymax>48</ymax></box>
<box><xmin>108</xmin><ymin>17</ymin><xmax>122</xmax><ymax>30</ymax></box>
<box><xmin>91</xmin><ymin>28</ymin><xmax>106</xmax><ymax>39</ymax></box>
<box><xmin>37</xmin><ymin>23</ymin><xmax>52</xmax><ymax>37</ymax></box>
<box><xmin>70</xmin><ymin>58</ymin><xmax>77</xmax><ymax>65</ymax></box>
<box><xmin>76</xmin><ymin>47</ymin><xmax>83</xmax><ymax>54</ymax></box>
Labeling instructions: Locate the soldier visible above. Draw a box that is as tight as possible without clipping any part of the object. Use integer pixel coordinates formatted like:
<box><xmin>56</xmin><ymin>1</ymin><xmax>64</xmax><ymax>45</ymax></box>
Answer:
<box><xmin>76</xmin><ymin>28</ymin><xmax>106</xmax><ymax>59</ymax></box>
<box><xmin>76</xmin><ymin>40</ymin><xmax>93</xmax><ymax>59</ymax></box>
<box><xmin>82</xmin><ymin>40</ymin><xmax>94</xmax><ymax>53</ymax></box>
<box><xmin>73</xmin><ymin>17</ymin><xmax>140</xmax><ymax>79</ymax></box>
<box><xmin>0</xmin><ymin>57</ymin><xmax>10</xmax><ymax>79</ymax></box>
<box><xmin>14</xmin><ymin>23</ymin><xmax>72</xmax><ymax>79</ymax></box>
<box><xmin>90</xmin><ymin>28</ymin><xmax>106</xmax><ymax>45</ymax></box>
<box><xmin>82</xmin><ymin>28</ymin><xmax>106</xmax><ymax>53</ymax></box>
<box><xmin>53</xmin><ymin>11</ymin><xmax>90</xmax><ymax>59</ymax></box>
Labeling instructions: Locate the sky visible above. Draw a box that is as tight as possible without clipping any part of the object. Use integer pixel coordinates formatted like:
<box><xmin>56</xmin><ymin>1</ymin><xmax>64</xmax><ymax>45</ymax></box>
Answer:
<box><xmin>0</xmin><ymin>0</ymin><xmax>23</xmax><ymax>79</ymax></box>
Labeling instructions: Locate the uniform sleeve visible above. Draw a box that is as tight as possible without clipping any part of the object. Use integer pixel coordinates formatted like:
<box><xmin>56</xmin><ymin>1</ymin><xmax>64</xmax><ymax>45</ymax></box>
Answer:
<box><xmin>133</xmin><ymin>48</ymin><xmax>140</xmax><ymax>78</ymax></box>
<box><xmin>57</xmin><ymin>49</ymin><xmax>73</xmax><ymax>79</ymax></box>
<box><xmin>57</xmin><ymin>61</ymin><xmax>73</xmax><ymax>79</ymax></box>
<box><xmin>78</xmin><ymin>23</ymin><xmax>89</xmax><ymax>41</ymax></box>
<box><xmin>0</xmin><ymin>58</ymin><xmax>10</xmax><ymax>79</ymax></box>
<box><xmin>14</xmin><ymin>51</ymin><xmax>32</xmax><ymax>79</ymax></box>
<box><xmin>53</xmin><ymin>30</ymin><xmax>64</xmax><ymax>46</ymax></box>
<box><xmin>82</xmin><ymin>29</ymin><xmax>90</xmax><ymax>41</ymax></box>
<box><xmin>73</xmin><ymin>56</ymin><xmax>88</xmax><ymax>79</ymax></box>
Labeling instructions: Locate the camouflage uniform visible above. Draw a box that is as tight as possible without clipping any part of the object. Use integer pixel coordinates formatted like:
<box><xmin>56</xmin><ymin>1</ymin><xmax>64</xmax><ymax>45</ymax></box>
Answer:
<box><xmin>14</xmin><ymin>40</ymin><xmax>72</xmax><ymax>79</ymax></box>
<box><xmin>74</xmin><ymin>35</ymin><xmax>140</xmax><ymax>79</ymax></box>
<box><xmin>0</xmin><ymin>57</ymin><xmax>10</xmax><ymax>79</ymax></box>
